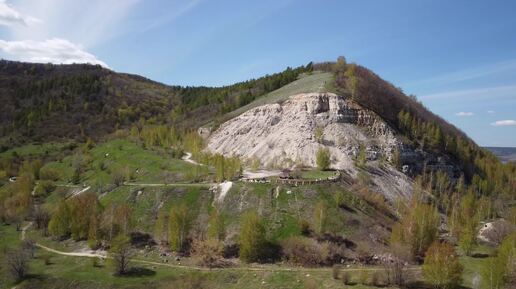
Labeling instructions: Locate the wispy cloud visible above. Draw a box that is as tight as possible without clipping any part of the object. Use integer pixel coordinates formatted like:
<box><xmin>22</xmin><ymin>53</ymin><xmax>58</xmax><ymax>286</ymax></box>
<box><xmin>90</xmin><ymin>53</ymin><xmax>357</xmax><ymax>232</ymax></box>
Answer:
<box><xmin>455</xmin><ymin>112</ymin><xmax>474</xmax><ymax>117</ymax></box>
<box><xmin>0</xmin><ymin>0</ymin><xmax>40</xmax><ymax>27</ymax></box>
<box><xmin>0</xmin><ymin>38</ymin><xmax>108</xmax><ymax>67</ymax></box>
<box><xmin>491</xmin><ymin>120</ymin><xmax>516</xmax><ymax>127</ymax></box>
<box><xmin>140</xmin><ymin>0</ymin><xmax>202</xmax><ymax>33</ymax></box>
<box><xmin>9</xmin><ymin>0</ymin><xmax>140</xmax><ymax>47</ymax></box>
<box><xmin>407</xmin><ymin>59</ymin><xmax>516</xmax><ymax>88</ymax></box>
<box><xmin>420</xmin><ymin>85</ymin><xmax>516</xmax><ymax>100</ymax></box>
<box><xmin>487</xmin><ymin>110</ymin><xmax>495</xmax><ymax>114</ymax></box>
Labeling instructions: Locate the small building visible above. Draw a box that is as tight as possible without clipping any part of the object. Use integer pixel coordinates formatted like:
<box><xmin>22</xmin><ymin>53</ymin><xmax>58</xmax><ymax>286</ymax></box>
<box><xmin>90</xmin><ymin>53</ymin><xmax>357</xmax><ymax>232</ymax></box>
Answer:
<box><xmin>279</xmin><ymin>169</ymin><xmax>292</xmax><ymax>179</ymax></box>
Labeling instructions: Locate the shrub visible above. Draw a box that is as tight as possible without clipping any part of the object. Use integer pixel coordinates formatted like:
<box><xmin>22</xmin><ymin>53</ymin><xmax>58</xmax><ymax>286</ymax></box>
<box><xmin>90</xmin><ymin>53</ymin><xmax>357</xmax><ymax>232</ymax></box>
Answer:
<box><xmin>332</xmin><ymin>265</ymin><xmax>341</xmax><ymax>279</ymax></box>
<box><xmin>316</xmin><ymin>147</ymin><xmax>331</xmax><ymax>170</ymax></box>
<box><xmin>192</xmin><ymin>239</ymin><xmax>224</xmax><ymax>268</ymax></box>
<box><xmin>41</xmin><ymin>254</ymin><xmax>52</xmax><ymax>265</ymax></box>
<box><xmin>359</xmin><ymin>270</ymin><xmax>369</xmax><ymax>285</ymax></box>
<box><xmin>280</xmin><ymin>236</ymin><xmax>329</xmax><ymax>266</ymax></box>
<box><xmin>39</xmin><ymin>167</ymin><xmax>61</xmax><ymax>181</ymax></box>
<box><xmin>342</xmin><ymin>271</ymin><xmax>351</xmax><ymax>285</ymax></box>
<box><xmin>34</xmin><ymin>180</ymin><xmax>56</xmax><ymax>197</ymax></box>
<box><xmin>423</xmin><ymin>241</ymin><xmax>463</xmax><ymax>289</ymax></box>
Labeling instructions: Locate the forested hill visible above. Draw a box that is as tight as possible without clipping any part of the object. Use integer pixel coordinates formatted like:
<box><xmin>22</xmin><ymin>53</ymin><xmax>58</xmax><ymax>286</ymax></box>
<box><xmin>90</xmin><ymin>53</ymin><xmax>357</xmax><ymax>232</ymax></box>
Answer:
<box><xmin>0</xmin><ymin>60</ymin><xmax>312</xmax><ymax>149</ymax></box>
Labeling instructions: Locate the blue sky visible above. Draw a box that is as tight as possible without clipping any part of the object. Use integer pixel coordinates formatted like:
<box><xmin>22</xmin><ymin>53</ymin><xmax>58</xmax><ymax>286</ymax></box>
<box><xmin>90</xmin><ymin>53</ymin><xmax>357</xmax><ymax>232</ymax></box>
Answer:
<box><xmin>0</xmin><ymin>0</ymin><xmax>515</xmax><ymax>146</ymax></box>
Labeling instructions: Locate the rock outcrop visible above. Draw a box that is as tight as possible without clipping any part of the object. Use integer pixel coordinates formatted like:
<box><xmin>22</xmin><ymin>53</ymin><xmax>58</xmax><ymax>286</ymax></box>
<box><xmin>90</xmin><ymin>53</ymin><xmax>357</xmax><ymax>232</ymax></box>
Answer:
<box><xmin>207</xmin><ymin>93</ymin><xmax>398</xmax><ymax>170</ymax></box>
<box><xmin>206</xmin><ymin>93</ymin><xmax>413</xmax><ymax>200</ymax></box>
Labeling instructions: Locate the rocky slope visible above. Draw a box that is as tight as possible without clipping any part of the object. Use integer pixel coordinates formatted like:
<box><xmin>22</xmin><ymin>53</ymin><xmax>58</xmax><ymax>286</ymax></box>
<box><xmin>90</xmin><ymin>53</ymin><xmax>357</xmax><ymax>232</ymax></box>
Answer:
<box><xmin>206</xmin><ymin>92</ymin><xmax>412</xmax><ymax>200</ymax></box>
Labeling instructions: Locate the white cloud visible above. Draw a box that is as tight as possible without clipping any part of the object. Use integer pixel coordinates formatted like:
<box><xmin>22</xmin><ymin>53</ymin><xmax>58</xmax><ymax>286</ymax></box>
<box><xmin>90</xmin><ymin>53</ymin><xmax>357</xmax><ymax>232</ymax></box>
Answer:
<box><xmin>455</xmin><ymin>112</ymin><xmax>474</xmax><ymax>117</ymax></box>
<box><xmin>0</xmin><ymin>0</ymin><xmax>40</xmax><ymax>27</ymax></box>
<box><xmin>487</xmin><ymin>110</ymin><xmax>495</xmax><ymax>114</ymax></box>
<box><xmin>0</xmin><ymin>38</ymin><xmax>108</xmax><ymax>67</ymax></box>
<box><xmin>9</xmin><ymin>0</ymin><xmax>140</xmax><ymax>47</ymax></box>
<box><xmin>491</xmin><ymin>120</ymin><xmax>516</xmax><ymax>127</ymax></box>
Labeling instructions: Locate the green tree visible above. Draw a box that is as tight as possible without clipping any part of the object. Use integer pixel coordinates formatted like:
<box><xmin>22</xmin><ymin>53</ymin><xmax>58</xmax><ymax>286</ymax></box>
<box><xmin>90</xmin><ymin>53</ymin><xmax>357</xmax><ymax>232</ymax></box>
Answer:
<box><xmin>356</xmin><ymin>145</ymin><xmax>367</xmax><ymax>168</ymax></box>
<box><xmin>48</xmin><ymin>200</ymin><xmax>71</xmax><ymax>238</ymax></box>
<box><xmin>458</xmin><ymin>219</ymin><xmax>476</xmax><ymax>256</ymax></box>
<box><xmin>423</xmin><ymin>241</ymin><xmax>463</xmax><ymax>289</ymax></box>
<box><xmin>316</xmin><ymin>147</ymin><xmax>331</xmax><ymax>171</ymax></box>
<box><xmin>390</xmin><ymin>197</ymin><xmax>439</xmax><ymax>259</ymax></box>
<box><xmin>313</xmin><ymin>200</ymin><xmax>328</xmax><ymax>235</ymax></box>
<box><xmin>168</xmin><ymin>204</ymin><xmax>191</xmax><ymax>252</ymax></box>
<box><xmin>239</xmin><ymin>211</ymin><xmax>267</xmax><ymax>263</ymax></box>
<box><xmin>345</xmin><ymin>64</ymin><xmax>359</xmax><ymax>100</ymax></box>
<box><xmin>109</xmin><ymin>234</ymin><xmax>133</xmax><ymax>275</ymax></box>
<box><xmin>482</xmin><ymin>233</ymin><xmax>516</xmax><ymax>289</ymax></box>
<box><xmin>154</xmin><ymin>208</ymin><xmax>169</xmax><ymax>245</ymax></box>
<box><xmin>207</xmin><ymin>208</ymin><xmax>225</xmax><ymax>241</ymax></box>
<box><xmin>314</xmin><ymin>126</ymin><xmax>324</xmax><ymax>143</ymax></box>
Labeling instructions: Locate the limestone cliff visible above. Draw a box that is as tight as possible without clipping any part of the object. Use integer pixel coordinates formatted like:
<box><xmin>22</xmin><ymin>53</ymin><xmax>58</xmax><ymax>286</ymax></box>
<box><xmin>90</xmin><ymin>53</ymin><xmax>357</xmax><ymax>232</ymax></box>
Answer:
<box><xmin>205</xmin><ymin>92</ymin><xmax>412</xmax><ymax>200</ymax></box>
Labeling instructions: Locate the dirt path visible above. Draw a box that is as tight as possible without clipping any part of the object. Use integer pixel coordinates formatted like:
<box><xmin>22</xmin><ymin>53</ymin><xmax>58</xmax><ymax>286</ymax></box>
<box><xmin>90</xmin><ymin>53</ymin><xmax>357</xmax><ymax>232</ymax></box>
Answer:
<box><xmin>182</xmin><ymin>152</ymin><xmax>203</xmax><ymax>166</ymax></box>
<box><xmin>68</xmin><ymin>186</ymin><xmax>91</xmax><ymax>198</ymax></box>
<box><xmin>123</xmin><ymin>182</ymin><xmax>215</xmax><ymax>187</ymax></box>
<box><xmin>19</xmin><ymin>222</ymin><xmax>420</xmax><ymax>274</ymax></box>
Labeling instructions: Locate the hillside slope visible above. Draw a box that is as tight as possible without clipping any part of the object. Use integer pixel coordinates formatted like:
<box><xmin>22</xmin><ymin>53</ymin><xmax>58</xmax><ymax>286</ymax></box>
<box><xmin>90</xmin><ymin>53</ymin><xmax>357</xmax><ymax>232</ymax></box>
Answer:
<box><xmin>0</xmin><ymin>60</ymin><xmax>312</xmax><ymax>148</ymax></box>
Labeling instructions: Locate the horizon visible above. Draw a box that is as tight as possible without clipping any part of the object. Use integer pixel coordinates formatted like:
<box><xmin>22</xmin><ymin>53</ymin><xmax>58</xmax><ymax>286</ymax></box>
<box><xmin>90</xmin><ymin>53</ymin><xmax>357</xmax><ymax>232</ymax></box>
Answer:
<box><xmin>0</xmin><ymin>0</ymin><xmax>515</xmax><ymax>146</ymax></box>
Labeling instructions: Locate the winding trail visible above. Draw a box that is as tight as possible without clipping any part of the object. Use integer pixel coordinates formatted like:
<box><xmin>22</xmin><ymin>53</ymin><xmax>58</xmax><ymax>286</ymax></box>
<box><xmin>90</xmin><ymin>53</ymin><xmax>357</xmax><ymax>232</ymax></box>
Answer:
<box><xmin>182</xmin><ymin>152</ymin><xmax>203</xmax><ymax>166</ymax></box>
<box><xmin>19</xmin><ymin>222</ymin><xmax>420</xmax><ymax>274</ymax></box>
<box><xmin>123</xmin><ymin>182</ymin><xmax>215</xmax><ymax>187</ymax></box>
<box><xmin>68</xmin><ymin>186</ymin><xmax>91</xmax><ymax>198</ymax></box>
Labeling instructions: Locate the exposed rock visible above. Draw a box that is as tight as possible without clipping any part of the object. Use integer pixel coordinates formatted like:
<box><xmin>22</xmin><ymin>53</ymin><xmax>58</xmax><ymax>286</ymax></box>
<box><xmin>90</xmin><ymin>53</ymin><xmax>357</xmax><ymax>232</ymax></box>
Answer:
<box><xmin>206</xmin><ymin>92</ymin><xmax>412</xmax><ymax>200</ymax></box>
<box><xmin>207</xmin><ymin>93</ymin><xmax>397</xmax><ymax>171</ymax></box>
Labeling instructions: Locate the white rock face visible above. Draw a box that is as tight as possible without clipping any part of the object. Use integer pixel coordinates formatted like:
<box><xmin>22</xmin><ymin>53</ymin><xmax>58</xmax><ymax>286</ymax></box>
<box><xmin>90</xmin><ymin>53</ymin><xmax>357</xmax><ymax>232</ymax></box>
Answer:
<box><xmin>206</xmin><ymin>92</ymin><xmax>412</xmax><ymax>200</ymax></box>
<box><xmin>207</xmin><ymin>93</ymin><xmax>398</xmax><ymax>171</ymax></box>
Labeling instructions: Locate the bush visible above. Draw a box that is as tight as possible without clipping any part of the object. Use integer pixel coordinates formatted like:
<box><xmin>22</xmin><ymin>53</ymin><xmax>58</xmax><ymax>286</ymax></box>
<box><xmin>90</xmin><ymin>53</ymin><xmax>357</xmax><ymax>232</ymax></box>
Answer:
<box><xmin>41</xmin><ymin>254</ymin><xmax>52</xmax><ymax>265</ymax></box>
<box><xmin>316</xmin><ymin>147</ymin><xmax>331</xmax><ymax>170</ymax></box>
<box><xmin>359</xmin><ymin>270</ymin><xmax>369</xmax><ymax>285</ymax></box>
<box><xmin>332</xmin><ymin>265</ymin><xmax>341</xmax><ymax>279</ymax></box>
<box><xmin>280</xmin><ymin>236</ymin><xmax>329</xmax><ymax>266</ymax></box>
<box><xmin>192</xmin><ymin>239</ymin><xmax>224</xmax><ymax>268</ymax></box>
<box><xmin>423</xmin><ymin>242</ymin><xmax>463</xmax><ymax>289</ymax></box>
<box><xmin>34</xmin><ymin>180</ymin><xmax>56</xmax><ymax>197</ymax></box>
<box><xmin>39</xmin><ymin>167</ymin><xmax>60</xmax><ymax>181</ymax></box>
<box><xmin>342</xmin><ymin>271</ymin><xmax>351</xmax><ymax>285</ymax></box>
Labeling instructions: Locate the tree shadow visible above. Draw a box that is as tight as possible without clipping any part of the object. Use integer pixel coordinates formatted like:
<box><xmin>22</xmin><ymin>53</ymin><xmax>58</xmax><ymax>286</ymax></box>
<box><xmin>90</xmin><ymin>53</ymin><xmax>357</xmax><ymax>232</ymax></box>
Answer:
<box><xmin>405</xmin><ymin>281</ymin><xmax>471</xmax><ymax>289</ymax></box>
<box><xmin>471</xmin><ymin>252</ymin><xmax>490</xmax><ymax>258</ymax></box>
<box><xmin>124</xmin><ymin>267</ymin><xmax>156</xmax><ymax>277</ymax></box>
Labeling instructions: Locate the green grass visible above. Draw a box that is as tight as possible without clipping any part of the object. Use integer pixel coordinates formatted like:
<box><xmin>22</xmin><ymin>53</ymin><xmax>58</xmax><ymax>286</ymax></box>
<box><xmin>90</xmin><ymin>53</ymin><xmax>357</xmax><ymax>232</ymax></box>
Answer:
<box><xmin>0</xmin><ymin>224</ymin><xmax>23</xmax><ymax>288</ymax></box>
<box><xmin>299</xmin><ymin>170</ymin><xmax>336</xmax><ymax>180</ymax></box>
<box><xmin>41</xmin><ymin>139</ymin><xmax>204</xmax><ymax>186</ymax></box>
<box><xmin>220</xmin><ymin>71</ymin><xmax>334</xmax><ymax>123</ymax></box>
<box><xmin>0</xmin><ymin>142</ymin><xmax>71</xmax><ymax>160</ymax></box>
<box><xmin>98</xmin><ymin>185</ymin><xmax>209</xmax><ymax>233</ymax></box>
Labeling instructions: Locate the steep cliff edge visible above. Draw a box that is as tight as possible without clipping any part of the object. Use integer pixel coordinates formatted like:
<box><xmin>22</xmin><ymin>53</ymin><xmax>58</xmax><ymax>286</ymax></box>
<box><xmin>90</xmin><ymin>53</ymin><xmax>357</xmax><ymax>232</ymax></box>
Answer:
<box><xmin>206</xmin><ymin>92</ymin><xmax>412</xmax><ymax>200</ymax></box>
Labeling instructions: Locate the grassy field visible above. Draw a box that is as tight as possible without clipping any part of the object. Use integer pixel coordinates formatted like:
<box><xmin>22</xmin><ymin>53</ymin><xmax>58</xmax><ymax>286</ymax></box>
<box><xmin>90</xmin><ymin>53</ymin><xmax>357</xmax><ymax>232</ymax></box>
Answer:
<box><xmin>98</xmin><ymin>185</ymin><xmax>211</xmax><ymax>232</ymax></box>
<box><xmin>41</xmin><ymin>138</ymin><xmax>206</xmax><ymax>186</ymax></box>
<box><xmin>0</xmin><ymin>142</ymin><xmax>72</xmax><ymax>160</ymax></box>
<box><xmin>219</xmin><ymin>71</ymin><xmax>334</xmax><ymax>123</ymax></box>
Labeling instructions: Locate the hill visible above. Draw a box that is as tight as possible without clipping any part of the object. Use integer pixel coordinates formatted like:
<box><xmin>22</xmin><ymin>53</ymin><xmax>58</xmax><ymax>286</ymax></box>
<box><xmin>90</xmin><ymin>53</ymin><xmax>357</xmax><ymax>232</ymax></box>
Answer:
<box><xmin>0</xmin><ymin>60</ymin><xmax>312</xmax><ymax>149</ymax></box>
<box><xmin>485</xmin><ymin>147</ymin><xmax>516</xmax><ymax>163</ymax></box>
<box><xmin>0</xmin><ymin>59</ymin><xmax>514</xmax><ymax>289</ymax></box>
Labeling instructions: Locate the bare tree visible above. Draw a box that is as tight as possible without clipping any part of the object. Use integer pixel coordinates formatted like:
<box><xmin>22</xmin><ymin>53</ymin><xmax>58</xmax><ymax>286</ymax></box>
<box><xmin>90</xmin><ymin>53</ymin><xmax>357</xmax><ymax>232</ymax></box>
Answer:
<box><xmin>4</xmin><ymin>247</ymin><xmax>29</xmax><ymax>282</ymax></box>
